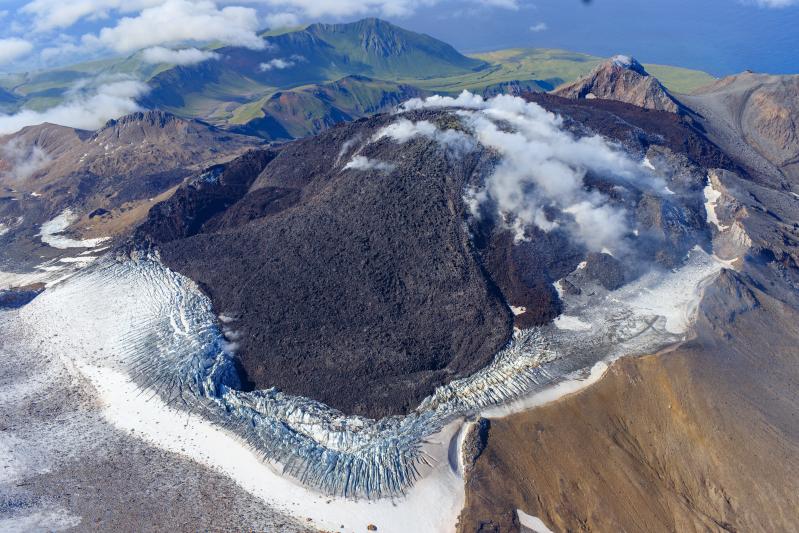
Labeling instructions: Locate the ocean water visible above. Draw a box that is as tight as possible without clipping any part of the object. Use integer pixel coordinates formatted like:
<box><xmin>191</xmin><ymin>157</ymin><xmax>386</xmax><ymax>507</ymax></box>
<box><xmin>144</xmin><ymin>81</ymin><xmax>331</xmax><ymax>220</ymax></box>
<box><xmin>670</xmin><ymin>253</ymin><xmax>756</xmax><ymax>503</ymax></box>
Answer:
<box><xmin>399</xmin><ymin>0</ymin><xmax>799</xmax><ymax>76</ymax></box>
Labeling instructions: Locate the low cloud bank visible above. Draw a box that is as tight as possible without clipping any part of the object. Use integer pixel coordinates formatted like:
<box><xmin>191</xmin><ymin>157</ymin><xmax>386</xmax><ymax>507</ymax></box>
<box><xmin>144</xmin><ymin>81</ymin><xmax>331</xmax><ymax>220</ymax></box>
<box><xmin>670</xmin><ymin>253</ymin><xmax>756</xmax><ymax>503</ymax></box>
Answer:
<box><xmin>0</xmin><ymin>80</ymin><xmax>149</xmax><ymax>136</ymax></box>
<box><xmin>385</xmin><ymin>91</ymin><xmax>669</xmax><ymax>254</ymax></box>
<box><xmin>141</xmin><ymin>46</ymin><xmax>219</xmax><ymax>65</ymax></box>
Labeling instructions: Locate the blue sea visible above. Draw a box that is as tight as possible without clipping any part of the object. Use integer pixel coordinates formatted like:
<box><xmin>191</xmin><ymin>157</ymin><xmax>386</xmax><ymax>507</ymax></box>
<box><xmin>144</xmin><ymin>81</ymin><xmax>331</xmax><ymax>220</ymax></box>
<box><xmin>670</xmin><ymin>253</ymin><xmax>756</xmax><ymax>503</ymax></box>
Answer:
<box><xmin>397</xmin><ymin>0</ymin><xmax>799</xmax><ymax>76</ymax></box>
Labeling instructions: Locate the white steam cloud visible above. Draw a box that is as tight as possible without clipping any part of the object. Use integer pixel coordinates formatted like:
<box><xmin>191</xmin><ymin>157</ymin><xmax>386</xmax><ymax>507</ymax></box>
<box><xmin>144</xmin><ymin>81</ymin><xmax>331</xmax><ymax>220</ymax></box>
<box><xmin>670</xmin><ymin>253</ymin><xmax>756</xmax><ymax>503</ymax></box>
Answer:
<box><xmin>0</xmin><ymin>139</ymin><xmax>51</xmax><ymax>180</ymax></box>
<box><xmin>141</xmin><ymin>46</ymin><xmax>219</xmax><ymax>65</ymax></box>
<box><xmin>0</xmin><ymin>80</ymin><xmax>149</xmax><ymax>136</ymax></box>
<box><xmin>386</xmin><ymin>91</ymin><xmax>669</xmax><ymax>253</ymax></box>
<box><xmin>375</xmin><ymin>118</ymin><xmax>476</xmax><ymax>155</ymax></box>
<box><xmin>344</xmin><ymin>155</ymin><xmax>396</xmax><ymax>173</ymax></box>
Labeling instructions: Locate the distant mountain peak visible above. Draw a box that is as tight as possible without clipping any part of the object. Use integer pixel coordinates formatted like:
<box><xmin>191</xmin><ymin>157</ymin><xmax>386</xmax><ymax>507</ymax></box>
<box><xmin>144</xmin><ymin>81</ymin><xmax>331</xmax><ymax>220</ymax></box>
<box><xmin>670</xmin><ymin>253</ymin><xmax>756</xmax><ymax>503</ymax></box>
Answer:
<box><xmin>609</xmin><ymin>55</ymin><xmax>647</xmax><ymax>75</ymax></box>
<box><xmin>554</xmin><ymin>54</ymin><xmax>685</xmax><ymax>113</ymax></box>
<box><xmin>305</xmin><ymin>18</ymin><xmax>412</xmax><ymax>57</ymax></box>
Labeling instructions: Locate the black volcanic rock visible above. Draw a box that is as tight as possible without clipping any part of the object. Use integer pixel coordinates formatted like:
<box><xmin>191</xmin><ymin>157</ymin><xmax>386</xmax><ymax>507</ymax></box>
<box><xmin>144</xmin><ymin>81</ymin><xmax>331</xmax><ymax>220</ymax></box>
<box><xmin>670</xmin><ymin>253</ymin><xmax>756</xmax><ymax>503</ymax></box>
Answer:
<box><xmin>136</xmin><ymin>94</ymin><xmax>743</xmax><ymax>418</ymax></box>
<box><xmin>141</xmin><ymin>112</ymin><xmax>517</xmax><ymax>418</ymax></box>
<box><xmin>584</xmin><ymin>252</ymin><xmax>626</xmax><ymax>290</ymax></box>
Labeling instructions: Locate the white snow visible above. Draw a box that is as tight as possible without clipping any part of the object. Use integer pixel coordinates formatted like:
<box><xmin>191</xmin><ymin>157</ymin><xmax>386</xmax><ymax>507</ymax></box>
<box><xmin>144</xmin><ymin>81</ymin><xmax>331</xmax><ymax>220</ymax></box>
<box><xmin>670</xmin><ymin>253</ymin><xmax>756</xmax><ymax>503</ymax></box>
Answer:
<box><xmin>642</xmin><ymin>156</ymin><xmax>655</xmax><ymax>170</ymax></box>
<box><xmin>0</xmin><ymin>223</ymin><xmax>8</xmax><ymax>237</ymax></box>
<box><xmin>553</xmin><ymin>315</ymin><xmax>592</xmax><ymax>331</ymax></box>
<box><xmin>483</xmin><ymin>361</ymin><xmax>609</xmax><ymax>418</ymax></box>
<box><xmin>0</xmin><ymin>505</ymin><xmax>81</xmax><ymax>533</ymax></box>
<box><xmin>58</xmin><ymin>256</ymin><xmax>98</xmax><ymax>264</ymax></box>
<box><xmin>510</xmin><ymin>305</ymin><xmax>527</xmax><ymax>316</ymax></box>
<box><xmin>0</xmin><ymin>256</ymin><xmax>97</xmax><ymax>290</ymax></box>
<box><xmin>704</xmin><ymin>180</ymin><xmax>729</xmax><ymax>231</ymax></box>
<box><xmin>517</xmin><ymin>509</ymin><xmax>554</xmax><ymax>533</ymax></box>
<box><xmin>620</xmin><ymin>246</ymin><xmax>724</xmax><ymax>335</ymax></box>
<box><xmin>553</xmin><ymin>280</ymin><xmax>565</xmax><ymax>299</ymax></box>
<box><xmin>611</xmin><ymin>55</ymin><xmax>633</xmax><ymax>68</ymax></box>
<box><xmin>38</xmin><ymin>209</ymin><xmax>109</xmax><ymax>249</ymax></box>
<box><xmin>79</xmin><ymin>364</ymin><xmax>465</xmax><ymax>533</ymax></box>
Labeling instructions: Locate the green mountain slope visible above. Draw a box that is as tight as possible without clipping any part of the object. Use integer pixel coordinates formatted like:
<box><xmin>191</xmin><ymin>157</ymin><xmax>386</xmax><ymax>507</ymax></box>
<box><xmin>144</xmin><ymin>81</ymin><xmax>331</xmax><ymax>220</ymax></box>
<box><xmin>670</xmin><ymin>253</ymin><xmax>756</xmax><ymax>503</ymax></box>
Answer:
<box><xmin>142</xmin><ymin>18</ymin><xmax>484</xmax><ymax>122</ymax></box>
<box><xmin>233</xmin><ymin>75</ymin><xmax>424</xmax><ymax>140</ymax></box>
<box><xmin>0</xmin><ymin>19</ymin><xmax>716</xmax><ymax>137</ymax></box>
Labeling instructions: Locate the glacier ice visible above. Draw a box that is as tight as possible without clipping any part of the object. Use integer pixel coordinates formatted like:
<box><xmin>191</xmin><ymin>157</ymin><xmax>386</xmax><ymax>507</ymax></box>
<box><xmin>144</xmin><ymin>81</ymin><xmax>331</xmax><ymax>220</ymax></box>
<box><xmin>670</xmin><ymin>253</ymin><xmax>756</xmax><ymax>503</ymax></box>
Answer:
<box><xmin>5</xmin><ymin>242</ymin><xmax>726</xmax><ymax>499</ymax></box>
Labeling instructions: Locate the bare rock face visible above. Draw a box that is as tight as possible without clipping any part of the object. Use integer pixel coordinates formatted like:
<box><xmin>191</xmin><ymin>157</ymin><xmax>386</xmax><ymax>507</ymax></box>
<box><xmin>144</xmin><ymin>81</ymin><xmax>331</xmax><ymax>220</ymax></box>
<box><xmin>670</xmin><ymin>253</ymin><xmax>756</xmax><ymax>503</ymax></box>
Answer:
<box><xmin>554</xmin><ymin>55</ymin><xmax>684</xmax><ymax>113</ymax></box>
<box><xmin>461</xmin><ymin>419</ymin><xmax>491</xmax><ymax>475</ymax></box>
<box><xmin>0</xmin><ymin>111</ymin><xmax>262</xmax><ymax>268</ymax></box>
<box><xmin>682</xmin><ymin>73</ymin><xmax>799</xmax><ymax>186</ymax></box>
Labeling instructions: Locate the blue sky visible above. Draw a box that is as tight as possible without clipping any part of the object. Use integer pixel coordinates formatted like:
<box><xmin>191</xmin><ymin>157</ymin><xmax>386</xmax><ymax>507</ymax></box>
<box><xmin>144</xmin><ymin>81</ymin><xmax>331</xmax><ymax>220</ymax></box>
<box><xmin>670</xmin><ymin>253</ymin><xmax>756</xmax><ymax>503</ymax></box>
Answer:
<box><xmin>0</xmin><ymin>0</ymin><xmax>797</xmax><ymax>75</ymax></box>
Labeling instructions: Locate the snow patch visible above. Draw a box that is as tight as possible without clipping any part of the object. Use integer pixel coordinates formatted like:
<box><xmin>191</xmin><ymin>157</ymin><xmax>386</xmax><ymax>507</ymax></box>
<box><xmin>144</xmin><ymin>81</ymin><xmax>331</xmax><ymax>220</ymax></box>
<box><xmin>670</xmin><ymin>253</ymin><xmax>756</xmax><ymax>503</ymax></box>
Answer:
<box><xmin>517</xmin><ymin>509</ymin><xmax>554</xmax><ymax>533</ymax></box>
<box><xmin>611</xmin><ymin>55</ymin><xmax>633</xmax><ymax>68</ymax></box>
<box><xmin>704</xmin><ymin>179</ymin><xmax>729</xmax><ymax>231</ymax></box>
<box><xmin>38</xmin><ymin>209</ymin><xmax>110</xmax><ymax>249</ymax></box>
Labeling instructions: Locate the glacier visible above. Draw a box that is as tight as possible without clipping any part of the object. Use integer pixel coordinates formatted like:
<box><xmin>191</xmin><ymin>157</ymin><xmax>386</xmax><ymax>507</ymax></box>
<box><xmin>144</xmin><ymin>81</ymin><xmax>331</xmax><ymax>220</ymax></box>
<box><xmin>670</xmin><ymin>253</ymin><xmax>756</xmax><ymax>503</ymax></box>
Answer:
<box><xmin>2</xmin><ymin>242</ymin><xmax>728</xmax><ymax>501</ymax></box>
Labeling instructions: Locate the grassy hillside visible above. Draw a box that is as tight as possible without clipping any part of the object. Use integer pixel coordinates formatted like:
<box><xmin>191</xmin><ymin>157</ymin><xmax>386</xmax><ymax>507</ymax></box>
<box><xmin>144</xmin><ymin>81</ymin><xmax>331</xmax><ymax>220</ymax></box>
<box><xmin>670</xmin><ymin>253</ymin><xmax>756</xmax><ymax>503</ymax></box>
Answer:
<box><xmin>233</xmin><ymin>75</ymin><xmax>424</xmax><ymax>140</ymax></box>
<box><xmin>0</xmin><ymin>20</ymin><xmax>716</xmax><ymax>132</ymax></box>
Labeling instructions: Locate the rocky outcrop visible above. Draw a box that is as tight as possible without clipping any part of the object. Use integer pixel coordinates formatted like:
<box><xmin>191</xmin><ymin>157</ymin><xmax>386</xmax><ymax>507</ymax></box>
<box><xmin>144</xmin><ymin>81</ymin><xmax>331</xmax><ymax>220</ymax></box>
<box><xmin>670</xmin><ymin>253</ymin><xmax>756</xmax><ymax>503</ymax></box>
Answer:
<box><xmin>681</xmin><ymin>73</ymin><xmax>799</xmax><ymax>186</ymax></box>
<box><xmin>0</xmin><ymin>111</ymin><xmax>262</xmax><ymax>268</ymax></box>
<box><xmin>554</xmin><ymin>55</ymin><xmax>685</xmax><ymax>113</ymax></box>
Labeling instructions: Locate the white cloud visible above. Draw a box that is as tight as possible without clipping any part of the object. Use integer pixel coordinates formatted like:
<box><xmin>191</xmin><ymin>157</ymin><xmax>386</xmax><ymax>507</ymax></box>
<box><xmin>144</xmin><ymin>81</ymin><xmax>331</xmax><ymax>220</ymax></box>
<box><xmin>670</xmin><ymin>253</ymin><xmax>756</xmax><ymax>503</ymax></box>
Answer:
<box><xmin>0</xmin><ymin>80</ymin><xmax>149</xmax><ymax>135</ymax></box>
<box><xmin>21</xmin><ymin>0</ymin><xmax>164</xmax><ymax>32</ymax></box>
<box><xmin>388</xmin><ymin>92</ymin><xmax>670</xmax><ymax>253</ymax></box>
<box><xmin>263</xmin><ymin>11</ymin><xmax>300</xmax><ymax>28</ymax></box>
<box><xmin>0</xmin><ymin>139</ymin><xmax>52</xmax><ymax>181</ymax></box>
<box><xmin>343</xmin><ymin>155</ymin><xmax>396</xmax><ymax>172</ymax></box>
<box><xmin>81</xmin><ymin>0</ymin><xmax>265</xmax><ymax>53</ymax></box>
<box><xmin>375</xmin><ymin>118</ymin><xmax>476</xmax><ymax>155</ymax></box>
<box><xmin>747</xmin><ymin>0</ymin><xmax>798</xmax><ymax>6</ymax></box>
<box><xmin>252</xmin><ymin>0</ymin><xmax>518</xmax><ymax>18</ymax></box>
<box><xmin>259</xmin><ymin>58</ymin><xmax>295</xmax><ymax>71</ymax></box>
<box><xmin>258</xmin><ymin>54</ymin><xmax>306</xmax><ymax>71</ymax></box>
<box><xmin>529</xmin><ymin>22</ymin><xmax>548</xmax><ymax>32</ymax></box>
<box><xmin>141</xmin><ymin>46</ymin><xmax>220</xmax><ymax>65</ymax></box>
<box><xmin>0</xmin><ymin>38</ymin><xmax>34</xmax><ymax>65</ymax></box>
